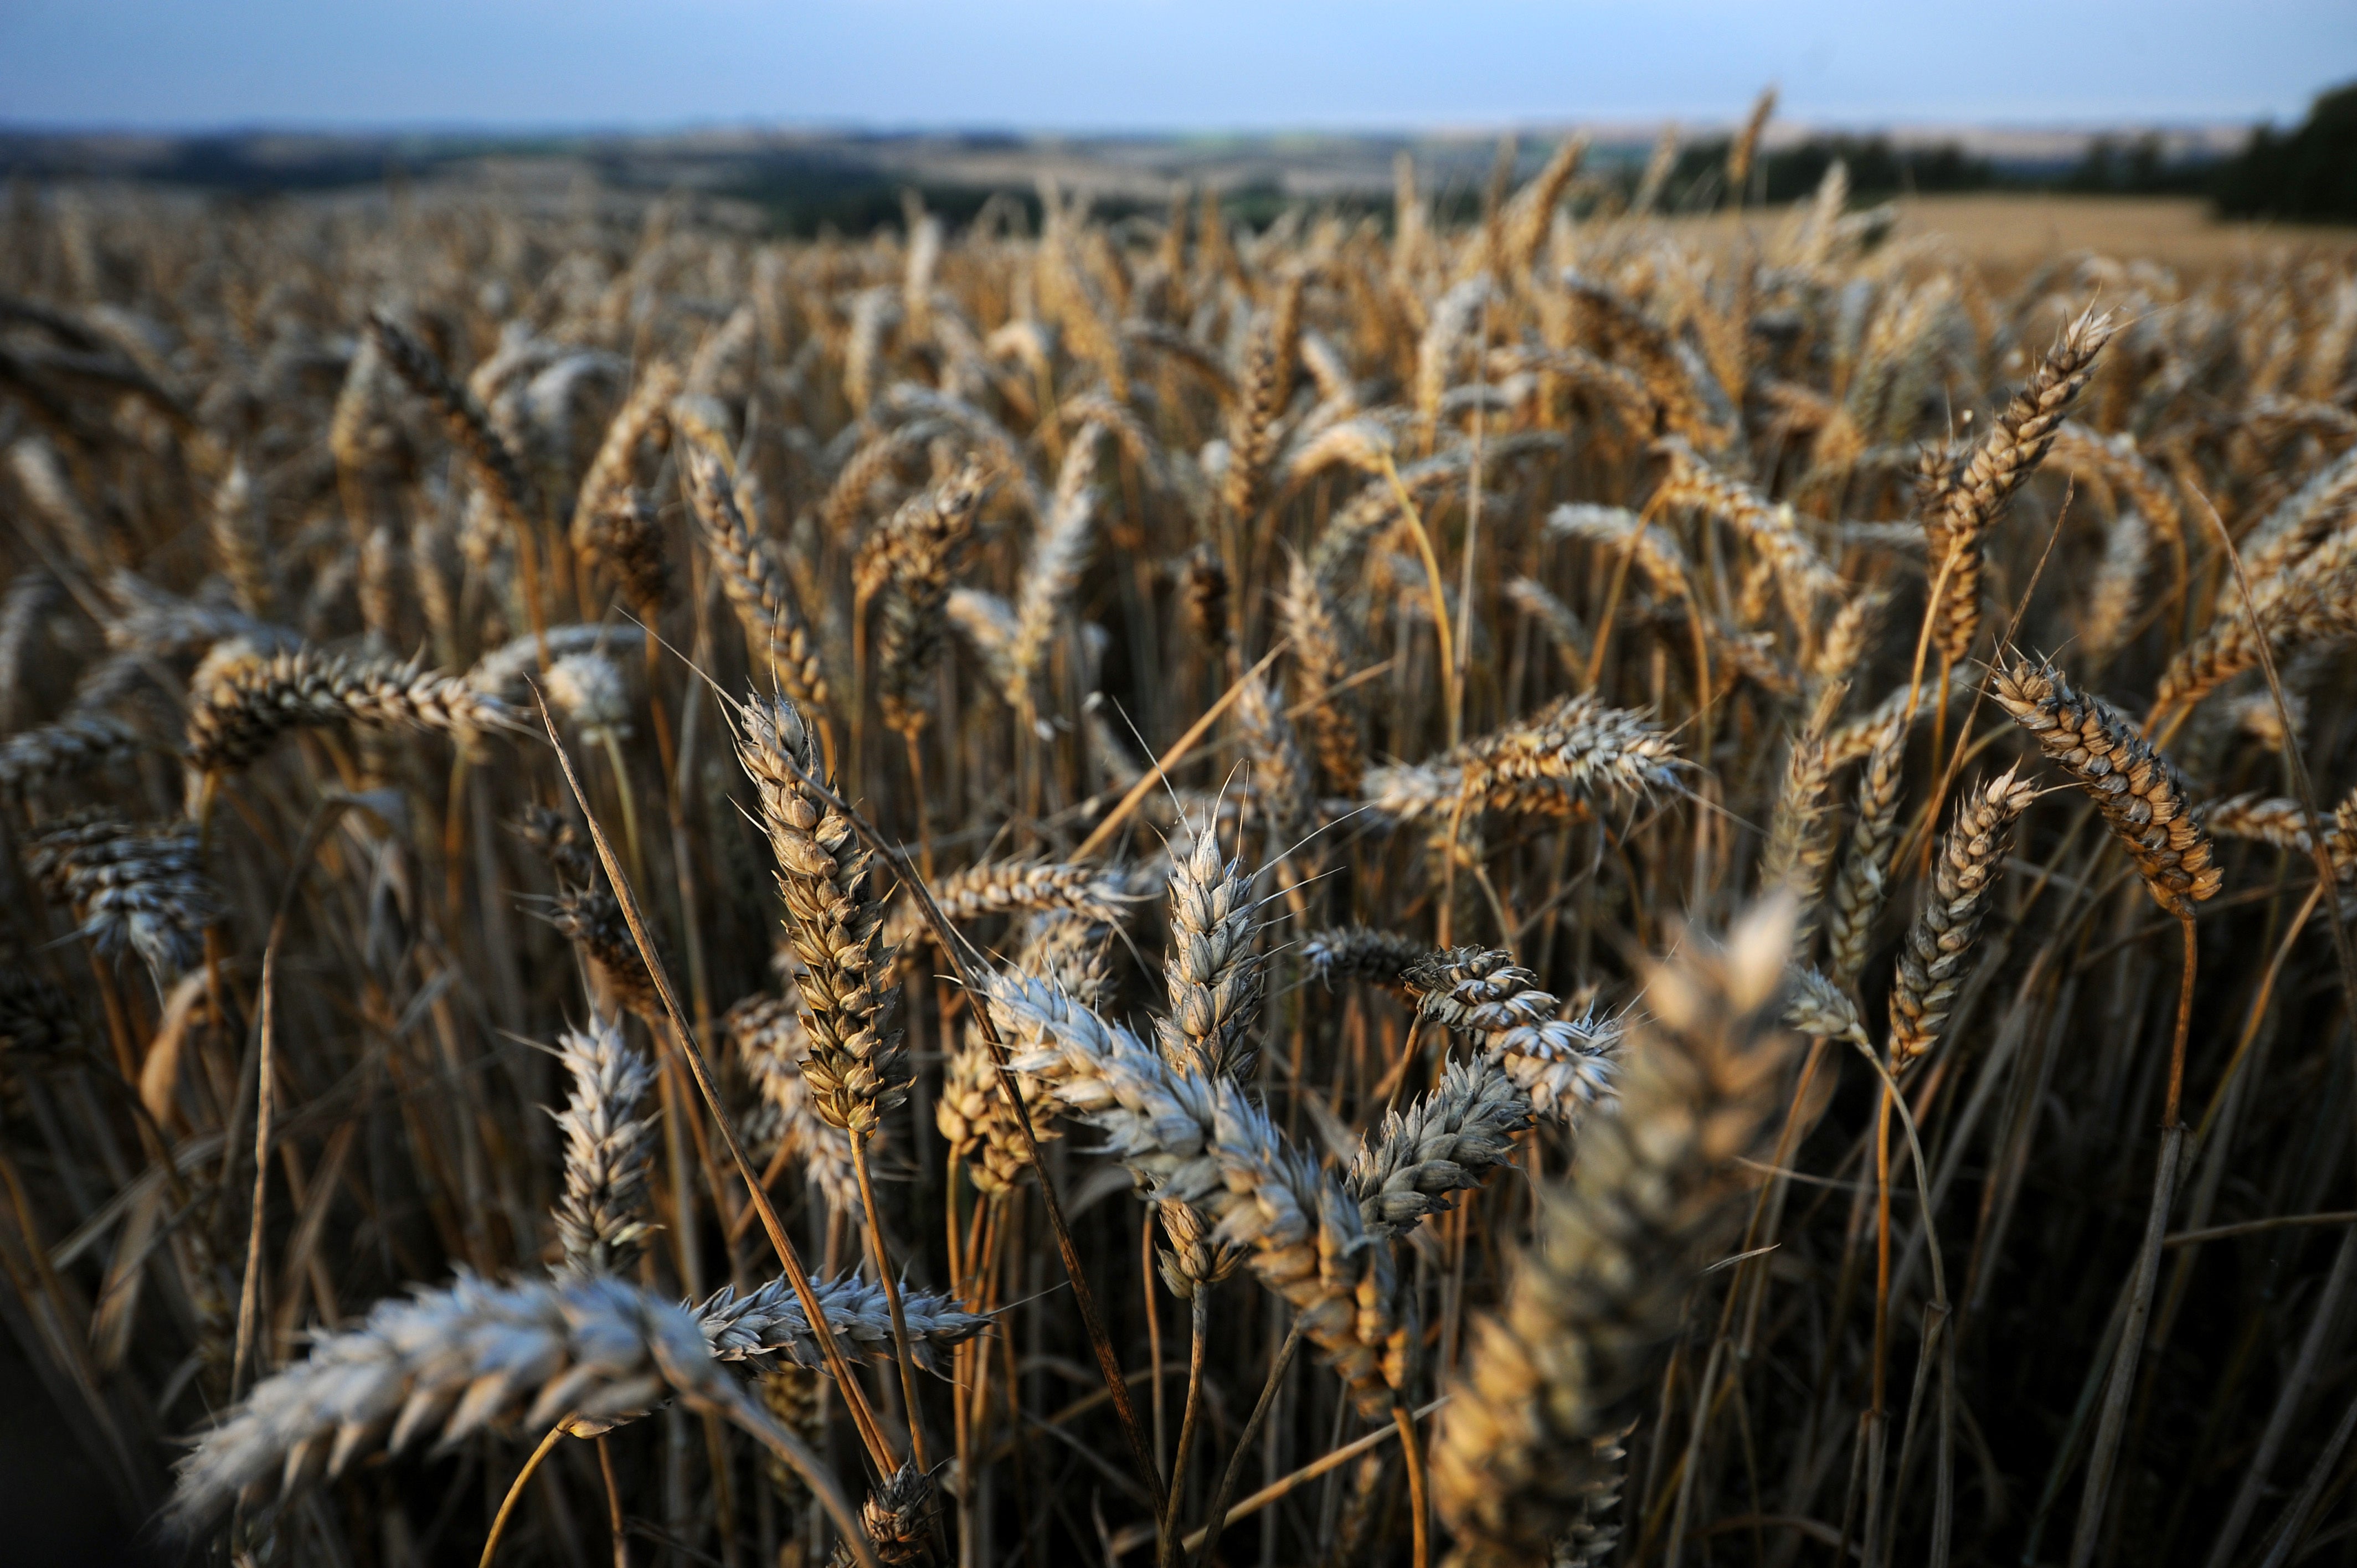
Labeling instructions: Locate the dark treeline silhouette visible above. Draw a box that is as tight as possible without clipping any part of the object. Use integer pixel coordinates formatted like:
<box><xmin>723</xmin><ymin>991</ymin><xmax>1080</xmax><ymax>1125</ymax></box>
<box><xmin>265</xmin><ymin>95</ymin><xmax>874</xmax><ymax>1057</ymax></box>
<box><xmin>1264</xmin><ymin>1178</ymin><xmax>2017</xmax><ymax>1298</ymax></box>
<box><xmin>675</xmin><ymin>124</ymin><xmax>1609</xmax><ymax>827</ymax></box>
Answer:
<box><xmin>2214</xmin><ymin>81</ymin><xmax>2357</xmax><ymax>224</ymax></box>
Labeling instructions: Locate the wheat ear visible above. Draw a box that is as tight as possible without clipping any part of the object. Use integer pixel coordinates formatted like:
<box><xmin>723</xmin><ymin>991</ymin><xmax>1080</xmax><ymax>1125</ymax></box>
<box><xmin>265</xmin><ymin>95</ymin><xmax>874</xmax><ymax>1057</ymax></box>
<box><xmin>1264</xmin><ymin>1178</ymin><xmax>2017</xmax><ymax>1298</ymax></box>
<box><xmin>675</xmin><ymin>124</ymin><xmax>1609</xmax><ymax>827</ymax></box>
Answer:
<box><xmin>365</xmin><ymin>313</ymin><xmax>537</xmax><ymax>531</ymax></box>
<box><xmin>735</xmin><ymin>693</ymin><xmax>904</xmax><ymax>1136</ymax></box>
<box><xmin>1924</xmin><ymin>308</ymin><xmax>2116</xmax><ymax>666</ymax></box>
<box><xmin>1347</xmin><ymin>1054</ymin><xmax>1534</xmax><ymax>1236</ymax></box>
<box><xmin>1402</xmin><ymin>947</ymin><xmax>1621</xmax><ymax>1120</ymax></box>
<box><xmin>1008</xmin><ymin>423</ymin><xmax>1105</xmax><ymax>729</ymax></box>
<box><xmin>29</xmin><ymin>816</ymin><xmax>222</xmax><ymax>979</ymax></box>
<box><xmin>726</xmin><ymin>994</ymin><xmax>862</xmax><ymax>1215</ymax></box>
<box><xmin>0</xmin><ymin>711</ymin><xmax>141</xmax><ymax>799</ymax></box>
<box><xmin>1825</xmin><ymin>713</ymin><xmax>1907</xmax><ymax>991</ymax></box>
<box><xmin>549</xmin><ymin>1015</ymin><xmax>659</xmax><ymax>1277</ymax></box>
<box><xmin>684</xmin><ymin>448</ymin><xmax>832</xmax><ymax>728</ymax></box>
<box><xmin>186</xmin><ymin>647</ymin><xmax>514</xmax><ymax>774</ymax></box>
<box><xmin>1303</xmin><ymin>927</ymin><xmax>1429</xmax><ymax>994</ymax></box>
<box><xmin>1431</xmin><ymin>898</ymin><xmax>1798</xmax><ymax>1568</ymax></box>
<box><xmin>1362</xmin><ymin>694</ymin><xmax>1681</xmax><ymax>824</ymax></box>
<box><xmin>1887</xmin><ymin>769</ymin><xmax>2035</xmax><ymax>1065</ymax></box>
<box><xmin>874</xmin><ymin>458</ymin><xmax>987</xmax><ymax>741</ymax></box>
<box><xmin>1155</xmin><ymin>826</ymin><xmax>1268</xmax><ymax>1082</ymax></box>
<box><xmin>570</xmin><ymin>360</ymin><xmax>679</xmax><ymax>612</ymax></box>
<box><xmin>1992</xmin><ymin>656</ymin><xmax>2222</xmax><ymax>915</ymax></box>
<box><xmin>986</xmin><ymin>973</ymin><xmax>1403</xmax><ymax>1412</ymax></box>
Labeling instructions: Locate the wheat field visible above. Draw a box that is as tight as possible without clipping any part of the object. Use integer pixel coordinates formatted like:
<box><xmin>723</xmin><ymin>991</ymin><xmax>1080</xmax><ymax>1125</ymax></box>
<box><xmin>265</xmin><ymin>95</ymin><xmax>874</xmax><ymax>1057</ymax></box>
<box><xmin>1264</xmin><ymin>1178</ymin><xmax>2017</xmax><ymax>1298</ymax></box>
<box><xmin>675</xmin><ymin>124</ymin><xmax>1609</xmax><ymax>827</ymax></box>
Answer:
<box><xmin>4</xmin><ymin>119</ymin><xmax>2357</xmax><ymax>1568</ymax></box>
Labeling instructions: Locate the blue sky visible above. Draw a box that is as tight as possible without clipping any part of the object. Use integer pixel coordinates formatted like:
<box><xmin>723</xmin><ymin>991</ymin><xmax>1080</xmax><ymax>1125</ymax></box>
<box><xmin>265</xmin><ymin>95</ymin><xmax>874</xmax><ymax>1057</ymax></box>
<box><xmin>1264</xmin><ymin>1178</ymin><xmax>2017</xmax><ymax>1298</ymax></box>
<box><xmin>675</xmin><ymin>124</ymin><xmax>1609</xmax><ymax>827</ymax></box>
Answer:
<box><xmin>2</xmin><ymin>1</ymin><xmax>2350</xmax><ymax>132</ymax></box>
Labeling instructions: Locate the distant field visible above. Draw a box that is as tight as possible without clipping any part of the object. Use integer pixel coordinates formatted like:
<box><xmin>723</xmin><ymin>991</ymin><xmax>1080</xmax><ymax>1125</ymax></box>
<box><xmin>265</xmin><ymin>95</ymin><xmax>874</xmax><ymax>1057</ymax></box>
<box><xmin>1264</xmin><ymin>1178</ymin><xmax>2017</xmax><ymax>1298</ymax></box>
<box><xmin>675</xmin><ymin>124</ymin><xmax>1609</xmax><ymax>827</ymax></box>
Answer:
<box><xmin>1672</xmin><ymin>192</ymin><xmax>2357</xmax><ymax>276</ymax></box>
<box><xmin>1893</xmin><ymin>193</ymin><xmax>2357</xmax><ymax>271</ymax></box>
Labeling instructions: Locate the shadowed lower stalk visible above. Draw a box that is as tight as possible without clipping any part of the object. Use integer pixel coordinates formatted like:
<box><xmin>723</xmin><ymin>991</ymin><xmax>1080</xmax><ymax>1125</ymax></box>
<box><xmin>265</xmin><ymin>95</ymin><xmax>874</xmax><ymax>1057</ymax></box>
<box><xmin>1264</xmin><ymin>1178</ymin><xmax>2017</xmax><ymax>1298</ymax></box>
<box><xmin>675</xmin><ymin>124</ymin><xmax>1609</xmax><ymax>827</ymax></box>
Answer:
<box><xmin>1191</xmin><ymin>1315</ymin><xmax>1306</xmax><ymax>1568</ymax></box>
<box><xmin>2070</xmin><ymin>914</ymin><xmax>2198</xmax><ymax>1568</ymax></box>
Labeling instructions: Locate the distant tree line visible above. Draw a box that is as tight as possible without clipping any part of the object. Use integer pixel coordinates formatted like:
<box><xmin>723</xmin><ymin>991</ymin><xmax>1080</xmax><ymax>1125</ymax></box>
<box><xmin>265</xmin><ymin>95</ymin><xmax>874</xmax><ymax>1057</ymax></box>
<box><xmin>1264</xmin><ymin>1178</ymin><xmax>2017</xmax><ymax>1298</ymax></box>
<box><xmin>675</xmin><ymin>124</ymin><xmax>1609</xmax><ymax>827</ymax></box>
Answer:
<box><xmin>2212</xmin><ymin>81</ymin><xmax>2357</xmax><ymax>223</ymax></box>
